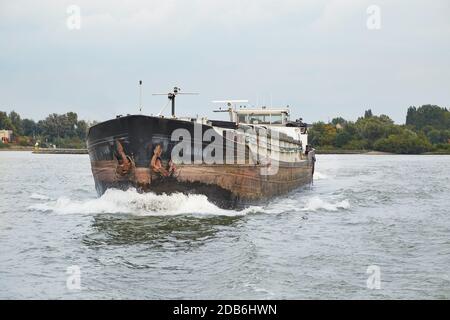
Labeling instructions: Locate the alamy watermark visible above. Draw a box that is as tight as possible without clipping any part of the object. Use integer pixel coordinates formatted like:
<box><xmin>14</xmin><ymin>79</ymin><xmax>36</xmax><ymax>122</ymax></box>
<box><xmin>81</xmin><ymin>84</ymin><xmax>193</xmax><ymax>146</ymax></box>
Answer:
<box><xmin>366</xmin><ymin>5</ymin><xmax>381</xmax><ymax>30</ymax></box>
<box><xmin>66</xmin><ymin>265</ymin><xmax>81</xmax><ymax>290</ymax></box>
<box><xmin>66</xmin><ymin>5</ymin><xmax>81</xmax><ymax>30</ymax></box>
<box><xmin>169</xmin><ymin>124</ymin><xmax>289</xmax><ymax>175</ymax></box>
<box><xmin>366</xmin><ymin>265</ymin><xmax>381</xmax><ymax>289</ymax></box>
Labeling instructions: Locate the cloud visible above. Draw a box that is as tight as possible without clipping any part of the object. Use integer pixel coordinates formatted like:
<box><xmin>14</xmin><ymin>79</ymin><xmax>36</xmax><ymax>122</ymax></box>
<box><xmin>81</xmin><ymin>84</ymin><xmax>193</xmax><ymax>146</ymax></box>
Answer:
<box><xmin>0</xmin><ymin>0</ymin><xmax>449</xmax><ymax>123</ymax></box>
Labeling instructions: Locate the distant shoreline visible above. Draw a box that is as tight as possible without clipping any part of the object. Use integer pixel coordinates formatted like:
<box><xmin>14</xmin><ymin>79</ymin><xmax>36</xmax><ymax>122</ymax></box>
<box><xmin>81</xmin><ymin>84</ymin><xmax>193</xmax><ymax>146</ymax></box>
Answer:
<box><xmin>316</xmin><ymin>149</ymin><xmax>450</xmax><ymax>155</ymax></box>
<box><xmin>0</xmin><ymin>146</ymin><xmax>88</xmax><ymax>154</ymax></box>
<box><xmin>0</xmin><ymin>146</ymin><xmax>34</xmax><ymax>151</ymax></box>
<box><xmin>32</xmin><ymin>148</ymin><xmax>88</xmax><ymax>154</ymax></box>
<box><xmin>1</xmin><ymin>146</ymin><xmax>448</xmax><ymax>155</ymax></box>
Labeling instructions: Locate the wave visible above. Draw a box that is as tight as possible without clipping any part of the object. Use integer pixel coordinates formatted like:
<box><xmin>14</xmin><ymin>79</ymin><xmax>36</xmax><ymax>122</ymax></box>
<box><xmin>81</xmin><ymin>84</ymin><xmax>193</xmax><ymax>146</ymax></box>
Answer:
<box><xmin>301</xmin><ymin>196</ymin><xmax>350</xmax><ymax>212</ymax></box>
<box><xmin>27</xmin><ymin>189</ymin><xmax>349</xmax><ymax>217</ymax></box>
<box><xmin>313</xmin><ymin>171</ymin><xmax>328</xmax><ymax>180</ymax></box>
<box><xmin>30</xmin><ymin>193</ymin><xmax>51</xmax><ymax>201</ymax></box>
<box><xmin>27</xmin><ymin>188</ymin><xmax>260</xmax><ymax>217</ymax></box>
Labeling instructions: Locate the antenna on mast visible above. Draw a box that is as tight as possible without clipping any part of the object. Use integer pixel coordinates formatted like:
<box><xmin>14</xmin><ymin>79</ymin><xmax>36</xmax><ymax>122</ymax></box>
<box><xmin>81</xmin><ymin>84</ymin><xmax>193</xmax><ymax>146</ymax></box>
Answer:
<box><xmin>152</xmin><ymin>86</ymin><xmax>198</xmax><ymax>117</ymax></box>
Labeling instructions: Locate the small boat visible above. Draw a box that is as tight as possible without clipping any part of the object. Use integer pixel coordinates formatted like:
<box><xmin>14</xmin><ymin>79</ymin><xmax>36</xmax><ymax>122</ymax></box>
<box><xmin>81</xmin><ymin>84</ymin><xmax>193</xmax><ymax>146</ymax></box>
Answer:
<box><xmin>87</xmin><ymin>87</ymin><xmax>313</xmax><ymax>208</ymax></box>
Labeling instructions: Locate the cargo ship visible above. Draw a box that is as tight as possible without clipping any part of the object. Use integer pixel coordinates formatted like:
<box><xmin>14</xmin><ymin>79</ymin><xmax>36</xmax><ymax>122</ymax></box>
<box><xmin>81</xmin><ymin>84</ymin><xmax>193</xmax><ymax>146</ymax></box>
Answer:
<box><xmin>87</xmin><ymin>87</ymin><xmax>313</xmax><ymax>208</ymax></box>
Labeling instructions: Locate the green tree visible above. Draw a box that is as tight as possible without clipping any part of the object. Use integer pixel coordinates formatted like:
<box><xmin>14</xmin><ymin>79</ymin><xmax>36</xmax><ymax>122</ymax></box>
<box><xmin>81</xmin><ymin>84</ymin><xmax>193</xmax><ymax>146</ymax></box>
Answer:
<box><xmin>309</xmin><ymin>122</ymin><xmax>337</xmax><ymax>147</ymax></box>
<box><xmin>364</xmin><ymin>109</ymin><xmax>373</xmax><ymax>118</ymax></box>
<box><xmin>343</xmin><ymin>139</ymin><xmax>369</xmax><ymax>150</ymax></box>
<box><xmin>22</xmin><ymin>119</ymin><xmax>37</xmax><ymax>137</ymax></box>
<box><xmin>427</xmin><ymin>129</ymin><xmax>443</xmax><ymax>144</ymax></box>
<box><xmin>0</xmin><ymin>111</ymin><xmax>14</xmax><ymax>130</ymax></box>
<box><xmin>8</xmin><ymin>111</ymin><xmax>23</xmax><ymax>136</ymax></box>
<box><xmin>75</xmin><ymin>120</ymin><xmax>88</xmax><ymax>140</ymax></box>
<box><xmin>374</xmin><ymin>129</ymin><xmax>432</xmax><ymax>154</ymax></box>
<box><xmin>334</xmin><ymin>130</ymin><xmax>352</xmax><ymax>148</ymax></box>
<box><xmin>331</xmin><ymin>117</ymin><xmax>347</xmax><ymax>126</ymax></box>
<box><xmin>406</xmin><ymin>105</ymin><xmax>449</xmax><ymax>130</ymax></box>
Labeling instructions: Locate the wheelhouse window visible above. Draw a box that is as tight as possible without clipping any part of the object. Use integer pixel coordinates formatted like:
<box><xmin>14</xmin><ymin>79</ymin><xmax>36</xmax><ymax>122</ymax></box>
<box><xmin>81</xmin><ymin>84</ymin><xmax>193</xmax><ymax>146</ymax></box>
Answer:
<box><xmin>248</xmin><ymin>114</ymin><xmax>270</xmax><ymax>124</ymax></box>
<box><xmin>236</xmin><ymin>112</ymin><xmax>288</xmax><ymax>125</ymax></box>
<box><xmin>270</xmin><ymin>114</ymin><xmax>282</xmax><ymax>124</ymax></box>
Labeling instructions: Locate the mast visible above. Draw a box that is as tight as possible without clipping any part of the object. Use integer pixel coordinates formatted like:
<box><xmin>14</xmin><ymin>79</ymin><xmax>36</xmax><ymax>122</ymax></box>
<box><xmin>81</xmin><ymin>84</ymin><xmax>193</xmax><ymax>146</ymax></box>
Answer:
<box><xmin>153</xmin><ymin>87</ymin><xmax>198</xmax><ymax>117</ymax></box>
<box><xmin>139</xmin><ymin>80</ymin><xmax>143</xmax><ymax>112</ymax></box>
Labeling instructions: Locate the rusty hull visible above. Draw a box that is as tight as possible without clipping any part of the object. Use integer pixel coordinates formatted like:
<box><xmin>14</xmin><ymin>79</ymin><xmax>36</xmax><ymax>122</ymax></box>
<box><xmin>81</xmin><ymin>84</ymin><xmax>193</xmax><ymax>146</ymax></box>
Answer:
<box><xmin>87</xmin><ymin>115</ymin><xmax>312</xmax><ymax>208</ymax></box>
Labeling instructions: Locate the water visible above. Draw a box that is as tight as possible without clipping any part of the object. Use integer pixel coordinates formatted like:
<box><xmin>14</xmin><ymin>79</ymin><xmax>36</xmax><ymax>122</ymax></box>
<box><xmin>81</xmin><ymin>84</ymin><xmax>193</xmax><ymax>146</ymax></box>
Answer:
<box><xmin>0</xmin><ymin>151</ymin><xmax>449</xmax><ymax>299</ymax></box>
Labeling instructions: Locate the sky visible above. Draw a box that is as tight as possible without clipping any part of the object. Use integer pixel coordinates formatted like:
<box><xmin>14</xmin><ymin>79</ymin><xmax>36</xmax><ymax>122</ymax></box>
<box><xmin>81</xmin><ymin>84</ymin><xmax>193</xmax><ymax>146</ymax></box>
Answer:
<box><xmin>0</xmin><ymin>0</ymin><xmax>449</xmax><ymax>124</ymax></box>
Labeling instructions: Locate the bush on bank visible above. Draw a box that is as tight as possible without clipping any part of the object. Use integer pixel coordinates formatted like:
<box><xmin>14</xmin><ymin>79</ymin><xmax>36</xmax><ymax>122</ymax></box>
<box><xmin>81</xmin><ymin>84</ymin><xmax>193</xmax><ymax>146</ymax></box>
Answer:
<box><xmin>310</xmin><ymin>105</ymin><xmax>449</xmax><ymax>154</ymax></box>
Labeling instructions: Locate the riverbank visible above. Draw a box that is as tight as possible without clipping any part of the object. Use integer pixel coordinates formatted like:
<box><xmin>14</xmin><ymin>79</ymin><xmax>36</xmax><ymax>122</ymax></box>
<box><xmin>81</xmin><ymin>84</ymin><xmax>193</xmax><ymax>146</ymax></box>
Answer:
<box><xmin>315</xmin><ymin>149</ymin><xmax>450</xmax><ymax>155</ymax></box>
<box><xmin>32</xmin><ymin>148</ymin><xmax>88</xmax><ymax>154</ymax></box>
<box><xmin>0</xmin><ymin>146</ymin><xmax>34</xmax><ymax>151</ymax></box>
<box><xmin>0</xmin><ymin>146</ymin><xmax>88</xmax><ymax>154</ymax></box>
<box><xmin>315</xmin><ymin>149</ymin><xmax>395</xmax><ymax>155</ymax></box>
<box><xmin>315</xmin><ymin>149</ymin><xmax>367</xmax><ymax>154</ymax></box>
<box><xmin>1</xmin><ymin>146</ymin><xmax>448</xmax><ymax>155</ymax></box>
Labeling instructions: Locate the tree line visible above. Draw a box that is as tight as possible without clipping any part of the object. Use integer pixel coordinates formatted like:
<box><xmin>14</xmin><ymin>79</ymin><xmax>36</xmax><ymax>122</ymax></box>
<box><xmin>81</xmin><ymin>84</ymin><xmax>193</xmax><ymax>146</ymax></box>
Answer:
<box><xmin>308</xmin><ymin>105</ymin><xmax>450</xmax><ymax>154</ymax></box>
<box><xmin>0</xmin><ymin>111</ymin><xmax>96</xmax><ymax>149</ymax></box>
<box><xmin>1</xmin><ymin>105</ymin><xmax>449</xmax><ymax>153</ymax></box>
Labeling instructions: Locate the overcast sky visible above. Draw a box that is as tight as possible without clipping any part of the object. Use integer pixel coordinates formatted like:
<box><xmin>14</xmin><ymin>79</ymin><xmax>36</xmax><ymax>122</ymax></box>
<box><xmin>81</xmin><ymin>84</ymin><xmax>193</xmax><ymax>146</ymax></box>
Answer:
<box><xmin>1</xmin><ymin>0</ymin><xmax>449</xmax><ymax>124</ymax></box>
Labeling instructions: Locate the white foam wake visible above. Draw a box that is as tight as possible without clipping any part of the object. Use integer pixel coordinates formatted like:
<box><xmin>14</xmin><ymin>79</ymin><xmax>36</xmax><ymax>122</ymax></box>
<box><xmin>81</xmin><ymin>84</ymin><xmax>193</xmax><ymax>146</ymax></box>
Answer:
<box><xmin>28</xmin><ymin>188</ymin><xmax>259</xmax><ymax>217</ymax></box>
<box><xmin>30</xmin><ymin>193</ymin><xmax>51</xmax><ymax>201</ymax></box>
<box><xmin>301</xmin><ymin>196</ymin><xmax>350</xmax><ymax>212</ymax></box>
<box><xmin>313</xmin><ymin>171</ymin><xmax>328</xmax><ymax>180</ymax></box>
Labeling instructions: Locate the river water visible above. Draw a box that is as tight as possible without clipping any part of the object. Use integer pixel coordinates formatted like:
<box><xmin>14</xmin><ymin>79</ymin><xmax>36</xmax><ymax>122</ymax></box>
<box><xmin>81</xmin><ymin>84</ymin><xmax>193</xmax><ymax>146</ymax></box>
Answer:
<box><xmin>0</xmin><ymin>151</ymin><xmax>449</xmax><ymax>299</ymax></box>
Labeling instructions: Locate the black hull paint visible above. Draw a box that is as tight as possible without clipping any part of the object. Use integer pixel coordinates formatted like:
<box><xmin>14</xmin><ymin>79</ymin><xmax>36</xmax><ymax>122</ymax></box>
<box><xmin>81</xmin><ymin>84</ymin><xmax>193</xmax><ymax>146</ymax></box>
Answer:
<box><xmin>87</xmin><ymin>115</ymin><xmax>312</xmax><ymax>209</ymax></box>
